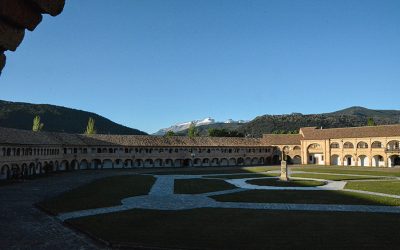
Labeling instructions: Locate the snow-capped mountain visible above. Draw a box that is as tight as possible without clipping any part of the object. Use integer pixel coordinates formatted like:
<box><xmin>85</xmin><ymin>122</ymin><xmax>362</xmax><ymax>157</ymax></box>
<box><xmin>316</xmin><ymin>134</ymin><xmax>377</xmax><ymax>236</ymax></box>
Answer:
<box><xmin>153</xmin><ymin>117</ymin><xmax>246</xmax><ymax>135</ymax></box>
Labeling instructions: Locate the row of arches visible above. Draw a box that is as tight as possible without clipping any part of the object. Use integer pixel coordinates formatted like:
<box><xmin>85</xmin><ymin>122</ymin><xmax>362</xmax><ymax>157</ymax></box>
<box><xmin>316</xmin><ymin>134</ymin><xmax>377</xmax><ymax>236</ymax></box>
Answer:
<box><xmin>330</xmin><ymin>154</ymin><xmax>400</xmax><ymax>167</ymax></box>
<box><xmin>329</xmin><ymin>140</ymin><xmax>400</xmax><ymax>150</ymax></box>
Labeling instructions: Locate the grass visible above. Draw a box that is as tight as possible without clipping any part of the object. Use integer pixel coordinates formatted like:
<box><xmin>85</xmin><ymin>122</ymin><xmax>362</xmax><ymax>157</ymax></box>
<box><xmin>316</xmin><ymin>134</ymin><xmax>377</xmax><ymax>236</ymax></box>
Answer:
<box><xmin>207</xmin><ymin>173</ymin><xmax>279</xmax><ymax>179</ymax></box>
<box><xmin>68</xmin><ymin>208</ymin><xmax>400</xmax><ymax>249</ymax></box>
<box><xmin>211</xmin><ymin>190</ymin><xmax>400</xmax><ymax>206</ymax></box>
<box><xmin>291</xmin><ymin>166</ymin><xmax>400</xmax><ymax>177</ymax></box>
<box><xmin>345</xmin><ymin>180</ymin><xmax>400</xmax><ymax>195</ymax></box>
<box><xmin>37</xmin><ymin>175</ymin><xmax>155</xmax><ymax>214</ymax></box>
<box><xmin>291</xmin><ymin>173</ymin><xmax>385</xmax><ymax>181</ymax></box>
<box><xmin>174</xmin><ymin>178</ymin><xmax>236</xmax><ymax>194</ymax></box>
<box><xmin>152</xmin><ymin>166</ymin><xmax>280</xmax><ymax>175</ymax></box>
<box><xmin>246</xmin><ymin>178</ymin><xmax>325</xmax><ymax>187</ymax></box>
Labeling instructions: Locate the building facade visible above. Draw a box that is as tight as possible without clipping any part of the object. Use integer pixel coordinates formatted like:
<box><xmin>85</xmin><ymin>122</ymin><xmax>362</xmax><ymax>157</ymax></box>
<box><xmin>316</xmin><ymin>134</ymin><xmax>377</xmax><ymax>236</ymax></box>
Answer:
<box><xmin>1</xmin><ymin>124</ymin><xmax>400</xmax><ymax>180</ymax></box>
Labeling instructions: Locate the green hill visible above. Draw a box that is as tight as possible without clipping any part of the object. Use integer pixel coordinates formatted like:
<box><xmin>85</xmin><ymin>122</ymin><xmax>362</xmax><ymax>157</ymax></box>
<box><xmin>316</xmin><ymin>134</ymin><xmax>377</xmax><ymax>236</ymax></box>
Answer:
<box><xmin>0</xmin><ymin>100</ymin><xmax>147</xmax><ymax>135</ymax></box>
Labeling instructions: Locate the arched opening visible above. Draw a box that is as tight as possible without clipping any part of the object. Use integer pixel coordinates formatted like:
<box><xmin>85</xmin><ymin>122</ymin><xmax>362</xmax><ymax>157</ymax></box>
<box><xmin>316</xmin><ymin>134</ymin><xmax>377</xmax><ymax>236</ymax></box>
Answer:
<box><xmin>343</xmin><ymin>142</ymin><xmax>354</xmax><ymax>149</ymax></box>
<box><xmin>266</xmin><ymin>157</ymin><xmax>272</xmax><ymax>165</ymax></box>
<box><xmin>54</xmin><ymin>161</ymin><xmax>59</xmax><ymax>171</ymax></box>
<box><xmin>245</xmin><ymin>157</ymin><xmax>252</xmax><ymax>166</ymax></box>
<box><xmin>330</xmin><ymin>142</ymin><xmax>340</xmax><ymax>149</ymax></box>
<box><xmin>331</xmin><ymin>155</ymin><xmax>340</xmax><ymax>166</ymax></box>
<box><xmin>272</xmin><ymin>155</ymin><xmax>280</xmax><ymax>165</ymax></box>
<box><xmin>91</xmin><ymin>159</ymin><xmax>102</xmax><ymax>169</ymax></box>
<box><xmin>251</xmin><ymin>157</ymin><xmax>259</xmax><ymax>165</ymax></box>
<box><xmin>293</xmin><ymin>146</ymin><xmax>301</xmax><ymax>151</ymax></box>
<box><xmin>237</xmin><ymin>157</ymin><xmax>244</xmax><ymax>166</ymax></box>
<box><xmin>144</xmin><ymin>159</ymin><xmax>154</xmax><ymax>168</ymax></box>
<box><xmin>344</xmin><ymin>155</ymin><xmax>353</xmax><ymax>166</ymax></box>
<box><xmin>80</xmin><ymin>159</ymin><xmax>89</xmax><ymax>170</ymax></box>
<box><xmin>183</xmin><ymin>159</ymin><xmax>192</xmax><ymax>167</ymax></box>
<box><xmin>114</xmin><ymin>159</ymin><xmax>123</xmax><ymax>168</ymax></box>
<box><xmin>135</xmin><ymin>159</ymin><xmax>143</xmax><ymax>167</ymax></box>
<box><xmin>0</xmin><ymin>165</ymin><xmax>10</xmax><ymax>180</ymax></box>
<box><xmin>292</xmin><ymin>155</ymin><xmax>301</xmax><ymax>165</ymax></box>
<box><xmin>29</xmin><ymin>162</ymin><xmax>35</xmax><ymax>175</ymax></box>
<box><xmin>220</xmin><ymin>158</ymin><xmax>229</xmax><ymax>166</ymax></box>
<box><xmin>372</xmin><ymin>155</ymin><xmax>384</xmax><ymax>167</ymax></box>
<box><xmin>164</xmin><ymin>159</ymin><xmax>173</xmax><ymax>167</ymax></box>
<box><xmin>21</xmin><ymin>163</ymin><xmax>28</xmax><ymax>178</ymax></box>
<box><xmin>307</xmin><ymin>143</ymin><xmax>323</xmax><ymax>164</ymax></box>
<box><xmin>389</xmin><ymin>155</ymin><xmax>400</xmax><ymax>168</ymax></box>
<box><xmin>193</xmin><ymin>158</ymin><xmax>202</xmax><ymax>167</ymax></box>
<box><xmin>371</xmin><ymin>141</ymin><xmax>383</xmax><ymax>148</ymax></box>
<box><xmin>259</xmin><ymin>157</ymin><xmax>265</xmax><ymax>165</ymax></box>
<box><xmin>286</xmin><ymin>156</ymin><xmax>293</xmax><ymax>165</ymax></box>
<box><xmin>387</xmin><ymin>140</ymin><xmax>400</xmax><ymax>151</ymax></box>
<box><xmin>11</xmin><ymin>164</ymin><xmax>20</xmax><ymax>179</ymax></box>
<box><xmin>358</xmin><ymin>155</ymin><xmax>369</xmax><ymax>167</ymax></box>
<box><xmin>103</xmin><ymin>159</ymin><xmax>113</xmax><ymax>169</ymax></box>
<box><xmin>228</xmin><ymin>158</ymin><xmax>236</xmax><ymax>166</ymax></box>
<box><xmin>211</xmin><ymin>158</ymin><xmax>219</xmax><ymax>167</ymax></box>
<box><xmin>174</xmin><ymin>159</ymin><xmax>182</xmax><ymax>167</ymax></box>
<box><xmin>70</xmin><ymin>160</ymin><xmax>79</xmax><ymax>170</ymax></box>
<box><xmin>124</xmin><ymin>159</ymin><xmax>133</xmax><ymax>168</ymax></box>
<box><xmin>154</xmin><ymin>159</ymin><xmax>163</xmax><ymax>167</ymax></box>
<box><xmin>60</xmin><ymin>160</ymin><xmax>69</xmax><ymax>171</ymax></box>
<box><xmin>202</xmin><ymin>158</ymin><xmax>210</xmax><ymax>167</ymax></box>
<box><xmin>357</xmin><ymin>142</ymin><xmax>369</xmax><ymax>149</ymax></box>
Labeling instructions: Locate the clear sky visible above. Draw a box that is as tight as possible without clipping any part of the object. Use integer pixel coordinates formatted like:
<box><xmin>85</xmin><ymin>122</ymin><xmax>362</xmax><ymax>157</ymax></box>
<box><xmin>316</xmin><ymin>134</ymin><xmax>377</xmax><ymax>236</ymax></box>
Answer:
<box><xmin>1</xmin><ymin>0</ymin><xmax>399</xmax><ymax>133</ymax></box>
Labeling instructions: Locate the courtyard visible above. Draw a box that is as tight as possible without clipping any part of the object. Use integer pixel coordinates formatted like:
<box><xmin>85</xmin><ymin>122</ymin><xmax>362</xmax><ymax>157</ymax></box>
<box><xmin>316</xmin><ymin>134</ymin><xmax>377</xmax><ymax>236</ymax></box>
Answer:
<box><xmin>27</xmin><ymin>166</ymin><xmax>400</xmax><ymax>249</ymax></box>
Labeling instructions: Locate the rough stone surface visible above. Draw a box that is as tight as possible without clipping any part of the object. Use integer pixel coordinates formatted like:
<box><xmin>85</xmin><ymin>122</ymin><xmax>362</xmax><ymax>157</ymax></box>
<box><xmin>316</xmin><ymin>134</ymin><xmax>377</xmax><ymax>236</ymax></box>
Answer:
<box><xmin>0</xmin><ymin>20</ymin><xmax>25</xmax><ymax>51</ymax></box>
<box><xmin>31</xmin><ymin>0</ymin><xmax>66</xmax><ymax>16</ymax></box>
<box><xmin>0</xmin><ymin>0</ymin><xmax>43</xmax><ymax>31</ymax></box>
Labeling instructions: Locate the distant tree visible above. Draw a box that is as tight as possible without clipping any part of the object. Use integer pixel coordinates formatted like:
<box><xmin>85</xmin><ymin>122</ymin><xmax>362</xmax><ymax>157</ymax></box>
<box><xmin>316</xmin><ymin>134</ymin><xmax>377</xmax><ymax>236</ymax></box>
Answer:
<box><xmin>85</xmin><ymin>117</ymin><xmax>96</xmax><ymax>135</ymax></box>
<box><xmin>165</xmin><ymin>130</ymin><xmax>175</xmax><ymax>137</ymax></box>
<box><xmin>208</xmin><ymin>128</ymin><xmax>244</xmax><ymax>137</ymax></box>
<box><xmin>188</xmin><ymin>122</ymin><xmax>199</xmax><ymax>138</ymax></box>
<box><xmin>367</xmin><ymin>117</ymin><xmax>376</xmax><ymax>126</ymax></box>
<box><xmin>32</xmin><ymin>115</ymin><xmax>44</xmax><ymax>132</ymax></box>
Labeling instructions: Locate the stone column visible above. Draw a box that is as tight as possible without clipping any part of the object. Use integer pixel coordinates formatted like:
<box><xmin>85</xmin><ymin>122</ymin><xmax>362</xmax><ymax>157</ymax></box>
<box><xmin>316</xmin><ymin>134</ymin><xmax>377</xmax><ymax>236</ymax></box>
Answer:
<box><xmin>280</xmin><ymin>161</ymin><xmax>289</xmax><ymax>181</ymax></box>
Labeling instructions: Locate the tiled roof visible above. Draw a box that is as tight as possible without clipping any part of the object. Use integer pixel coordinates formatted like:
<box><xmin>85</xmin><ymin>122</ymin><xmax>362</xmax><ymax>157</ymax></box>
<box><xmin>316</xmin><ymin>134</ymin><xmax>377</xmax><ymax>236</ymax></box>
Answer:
<box><xmin>262</xmin><ymin>134</ymin><xmax>302</xmax><ymax>145</ymax></box>
<box><xmin>300</xmin><ymin>125</ymin><xmax>400</xmax><ymax>140</ymax></box>
<box><xmin>0</xmin><ymin>127</ymin><xmax>267</xmax><ymax>147</ymax></box>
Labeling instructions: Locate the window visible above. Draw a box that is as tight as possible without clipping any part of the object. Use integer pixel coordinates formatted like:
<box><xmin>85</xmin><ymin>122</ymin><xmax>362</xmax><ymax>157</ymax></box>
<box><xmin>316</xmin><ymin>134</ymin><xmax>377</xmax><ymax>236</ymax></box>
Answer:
<box><xmin>330</xmin><ymin>143</ymin><xmax>339</xmax><ymax>149</ymax></box>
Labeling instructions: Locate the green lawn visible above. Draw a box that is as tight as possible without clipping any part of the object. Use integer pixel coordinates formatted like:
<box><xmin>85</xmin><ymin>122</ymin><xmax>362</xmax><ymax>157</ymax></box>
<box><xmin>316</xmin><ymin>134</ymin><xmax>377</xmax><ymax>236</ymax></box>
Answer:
<box><xmin>174</xmin><ymin>178</ymin><xmax>236</xmax><ymax>194</ymax></box>
<box><xmin>345</xmin><ymin>180</ymin><xmax>400</xmax><ymax>195</ymax></box>
<box><xmin>212</xmin><ymin>190</ymin><xmax>400</xmax><ymax>206</ymax></box>
<box><xmin>291</xmin><ymin>173</ymin><xmax>385</xmax><ymax>181</ymax></box>
<box><xmin>67</xmin><ymin>208</ymin><xmax>400</xmax><ymax>249</ymax></box>
<box><xmin>37</xmin><ymin>175</ymin><xmax>155</xmax><ymax>214</ymax></box>
<box><xmin>291</xmin><ymin>166</ymin><xmax>400</xmax><ymax>177</ymax></box>
<box><xmin>152</xmin><ymin>166</ymin><xmax>279</xmax><ymax>175</ymax></box>
<box><xmin>246</xmin><ymin>178</ymin><xmax>325</xmax><ymax>187</ymax></box>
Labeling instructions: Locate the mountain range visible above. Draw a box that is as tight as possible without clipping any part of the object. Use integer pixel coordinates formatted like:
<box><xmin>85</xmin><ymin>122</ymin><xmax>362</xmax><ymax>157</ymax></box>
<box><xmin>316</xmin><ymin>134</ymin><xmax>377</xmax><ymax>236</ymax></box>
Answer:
<box><xmin>0</xmin><ymin>100</ymin><xmax>147</xmax><ymax>135</ymax></box>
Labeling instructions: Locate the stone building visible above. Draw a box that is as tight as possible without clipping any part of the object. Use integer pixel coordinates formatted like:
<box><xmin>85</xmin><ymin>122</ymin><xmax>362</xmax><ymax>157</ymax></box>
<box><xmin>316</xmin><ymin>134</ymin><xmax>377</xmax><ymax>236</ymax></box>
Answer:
<box><xmin>263</xmin><ymin>125</ymin><xmax>400</xmax><ymax>168</ymax></box>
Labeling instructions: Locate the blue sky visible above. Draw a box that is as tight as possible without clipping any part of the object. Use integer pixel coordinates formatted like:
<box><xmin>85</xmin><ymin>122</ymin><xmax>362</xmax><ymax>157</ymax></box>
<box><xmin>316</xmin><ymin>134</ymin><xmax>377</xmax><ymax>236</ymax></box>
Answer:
<box><xmin>1</xmin><ymin>0</ymin><xmax>399</xmax><ymax>133</ymax></box>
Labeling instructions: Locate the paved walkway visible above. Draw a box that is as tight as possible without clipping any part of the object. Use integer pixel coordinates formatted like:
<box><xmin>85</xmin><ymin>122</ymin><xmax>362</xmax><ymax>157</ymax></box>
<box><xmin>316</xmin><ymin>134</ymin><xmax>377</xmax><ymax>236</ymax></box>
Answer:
<box><xmin>57</xmin><ymin>172</ymin><xmax>400</xmax><ymax>221</ymax></box>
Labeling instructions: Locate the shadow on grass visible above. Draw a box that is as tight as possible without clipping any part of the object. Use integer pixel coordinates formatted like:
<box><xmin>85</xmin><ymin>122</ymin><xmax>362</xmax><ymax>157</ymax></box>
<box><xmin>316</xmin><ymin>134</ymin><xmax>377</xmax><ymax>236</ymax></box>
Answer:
<box><xmin>246</xmin><ymin>178</ymin><xmax>325</xmax><ymax>187</ymax></box>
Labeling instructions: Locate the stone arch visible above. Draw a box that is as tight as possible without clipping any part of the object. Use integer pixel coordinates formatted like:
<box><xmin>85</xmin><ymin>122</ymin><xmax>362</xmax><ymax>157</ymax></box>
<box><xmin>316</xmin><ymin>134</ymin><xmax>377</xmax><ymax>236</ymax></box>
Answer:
<box><xmin>228</xmin><ymin>158</ymin><xmax>236</xmax><ymax>166</ymax></box>
<box><xmin>164</xmin><ymin>159</ymin><xmax>173</xmax><ymax>167</ymax></box>
<box><xmin>358</xmin><ymin>155</ymin><xmax>369</xmax><ymax>167</ymax></box>
<box><xmin>29</xmin><ymin>162</ymin><xmax>35</xmax><ymax>175</ymax></box>
<box><xmin>193</xmin><ymin>158</ymin><xmax>202</xmax><ymax>167</ymax></box>
<box><xmin>60</xmin><ymin>160</ymin><xmax>68</xmax><ymax>171</ymax></box>
<box><xmin>259</xmin><ymin>157</ymin><xmax>265</xmax><ymax>165</ymax></box>
<box><xmin>202</xmin><ymin>158</ymin><xmax>210</xmax><ymax>167</ymax></box>
<box><xmin>343</xmin><ymin>142</ymin><xmax>354</xmax><ymax>149</ymax></box>
<box><xmin>70</xmin><ymin>159</ymin><xmax>79</xmax><ymax>170</ymax></box>
<box><xmin>211</xmin><ymin>158</ymin><xmax>219</xmax><ymax>167</ymax></box>
<box><xmin>0</xmin><ymin>164</ymin><xmax>10</xmax><ymax>180</ymax></box>
<box><xmin>124</xmin><ymin>159</ymin><xmax>133</xmax><ymax>168</ymax></box>
<box><xmin>286</xmin><ymin>156</ymin><xmax>293</xmax><ymax>165</ymax></box>
<box><xmin>135</xmin><ymin>159</ymin><xmax>143</xmax><ymax>167</ymax></box>
<box><xmin>293</xmin><ymin>146</ymin><xmax>301</xmax><ymax>151</ymax></box>
<box><xmin>307</xmin><ymin>143</ymin><xmax>324</xmax><ymax>164</ymax></box>
<box><xmin>387</xmin><ymin>140</ymin><xmax>400</xmax><ymax>151</ymax></box>
<box><xmin>11</xmin><ymin>164</ymin><xmax>20</xmax><ymax>179</ymax></box>
<box><xmin>237</xmin><ymin>157</ymin><xmax>244</xmax><ymax>166</ymax></box>
<box><xmin>80</xmin><ymin>159</ymin><xmax>89</xmax><ymax>170</ymax></box>
<box><xmin>331</xmin><ymin>155</ymin><xmax>340</xmax><ymax>166</ymax></box>
<box><xmin>330</xmin><ymin>142</ymin><xmax>340</xmax><ymax>149</ymax></box>
<box><xmin>272</xmin><ymin>155</ymin><xmax>280</xmax><ymax>165</ymax></box>
<box><xmin>372</xmin><ymin>155</ymin><xmax>384</xmax><ymax>167</ymax></box>
<box><xmin>54</xmin><ymin>161</ymin><xmax>59</xmax><ymax>171</ymax></box>
<box><xmin>357</xmin><ymin>141</ymin><xmax>369</xmax><ymax>149</ymax></box>
<box><xmin>371</xmin><ymin>141</ymin><xmax>383</xmax><ymax>148</ymax></box>
<box><xmin>245</xmin><ymin>157</ymin><xmax>252</xmax><ymax>166</ymax></box>
<box><xmin>91</xmin><ymin>159</ymin><xmax>102</xmax><ymax>169</ymax></box>
<box><xmin>293</xmin><ymin>155</ymin><xmax>301</xmax><ymax>165</ymax></box>
<box><xmin>154</xmin><ymin>159</ymin><xmax>163</xmax><ymax>167</ymax></box>
<box><xmin>182</xmin><ymin>159</ymin><xmax>192</xmax><ymax>167</ymax></box>
<box><xmin>174</xmin><ymin>159</ymin><xmax>182</xmax><ymax>167</ymax></box>
<box><xmin>144</xmin><ymin>159</ymin><xmax>154</xmax><ymax>168</ymax></box>
<box><xmin>114</xmin><ymin>159</ymin><xmax>123</xmax><ymax>168</ymax></box>
<box><xmin>103</xmin><ymin>159</ymin><xmax>113</xmax><ymax>169</ymax></box>
<box><xmin>251</xmin><ymin>157</ymin><xmax>259</xmax><ymax>165</ymax></box>
<box><xmin>389</xmin><ymin>155</ymin><xmax>400</xmax><ymax>168</ymax></box>
<box><xmin>220</xmin><ymin>158</ymin><xmax>229</xmax><ymax>166</ymax></box>
<box><xmin>343</xmin><ymin>155</ymin><xmax>354</xmax><ymax>166</ymax></box>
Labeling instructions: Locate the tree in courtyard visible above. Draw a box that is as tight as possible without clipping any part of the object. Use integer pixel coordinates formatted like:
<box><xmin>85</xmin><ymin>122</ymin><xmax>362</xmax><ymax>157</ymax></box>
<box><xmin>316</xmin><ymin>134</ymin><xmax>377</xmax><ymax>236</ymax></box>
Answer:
<box><xmin>85</xmin><ymin>117</ymin><xmax>96</xmax><ymax>135</ymax></box>
<box><xmin>165</xmin><ymin>130</ymin><xmax>175</xmax><ymax>137</ymax></box>
<box><xmin>32</xmin><ymin>115</ymin><xmax>44</xmax><ymax>132</ymax></box>
<box><xmin>367</xmin><ymin>117</ymin><xmax>376</xmax><ymax>126</ymax></box>
<box><xmin>188</xmin><ymin>122</ymin><xmax>198</xmax><ymax>138</ymax></box>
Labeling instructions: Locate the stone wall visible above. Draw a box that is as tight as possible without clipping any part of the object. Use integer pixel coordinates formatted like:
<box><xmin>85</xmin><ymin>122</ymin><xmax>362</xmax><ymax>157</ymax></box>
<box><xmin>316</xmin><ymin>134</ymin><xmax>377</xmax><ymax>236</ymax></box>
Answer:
<box><xmin>0</xmin><ymin>0</ymin><xmax>65</xmax><ymax>74</ymax></box>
